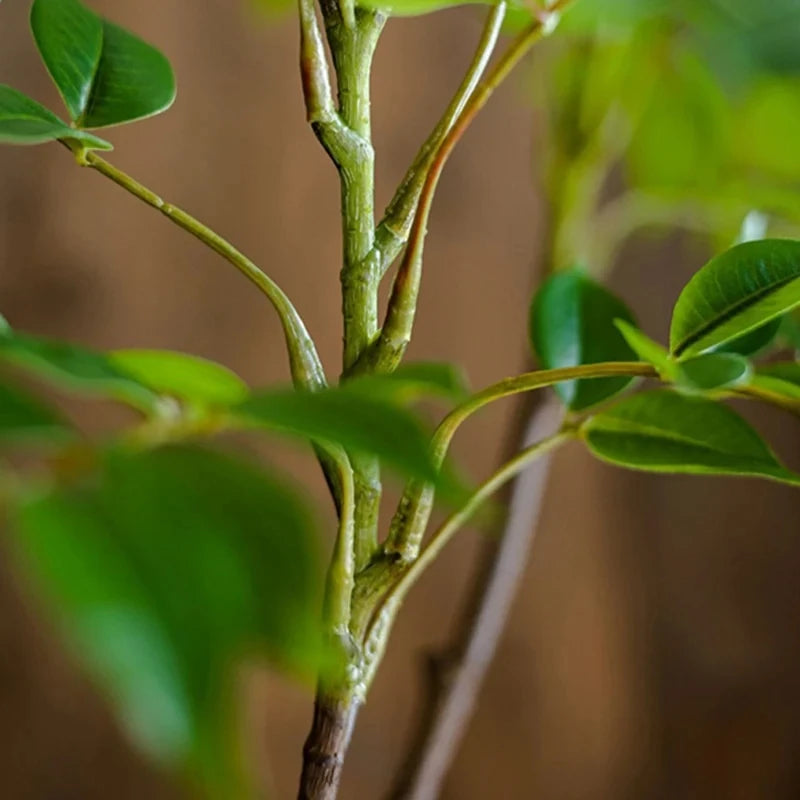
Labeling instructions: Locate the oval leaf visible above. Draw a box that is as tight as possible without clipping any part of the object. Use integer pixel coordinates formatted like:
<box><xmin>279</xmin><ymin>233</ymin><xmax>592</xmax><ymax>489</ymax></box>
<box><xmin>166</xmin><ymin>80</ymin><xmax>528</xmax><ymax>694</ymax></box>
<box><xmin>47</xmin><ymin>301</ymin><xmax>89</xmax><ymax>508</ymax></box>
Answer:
<box><xmin>0</xmin><ymin>327</ymin><xmax>158</xmax><ymax>412</ymax></box>
<box><xmin>670</xmin><ymin>239</ymin><xmax>800</xmax><ymax>358</ymax></box>
<box><xmin>110</xmin><ymin>350</ymin><xmax>249</xmax><ymax>407</ymax></box>
<box><xmin>11</xmin><ymin>445</ymin><xmax>321</xmax><ymax>795</ymax></box>
<box><xmin>237</xmin><ymin>387</ymin><xmax>444</xmax><ymax>485</ymax></box>
<box><xmin>614</xmin><ymin>320</ymin><xmax>675</xmax><ymax>378</ymax></box>
<box><xmin>0</xmin><ymin>381</ymin><xmax>73</xmax><ymax>444</ymax></box>
<box><xmin>676</xmin><ymin>352</ymin><xmax>752</xmax><ymax>392</ymax></box>
<box><xmin>31</xmin><ymin>0</ymin><xmax>176</xmax><ymax>129</ymax></box>
<box><xmin>0</xmin><ymin>84</ymin><xmax>111</xmax><ymax>149</ymax></box>
<box><xmin>584</xmin><ymin>389</ymin><xmax>800</xmax><ymax>485</ymax></box>
<box><xmin>345</xmin><ymin>362</ymin><xmax>468</xmax><ymax>404</ymax></box>
<box><xmin>712</xmin><ymin>316</ymin><xmax>782</xmax><ymax>357</ymax></box>
<box><xmin>530</xmin><ymin>269</ymin><xmax>639</xmax><ymax>411</ymax></box>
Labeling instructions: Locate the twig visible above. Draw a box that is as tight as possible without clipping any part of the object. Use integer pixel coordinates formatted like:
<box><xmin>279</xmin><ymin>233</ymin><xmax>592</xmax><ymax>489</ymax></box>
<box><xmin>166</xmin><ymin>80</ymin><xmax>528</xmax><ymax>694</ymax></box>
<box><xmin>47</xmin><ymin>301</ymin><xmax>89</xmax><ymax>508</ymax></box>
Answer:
<box><xmin>389</xmin><ymin>398</ymin><xmax>562</xmax><ymax>800</ymax></box>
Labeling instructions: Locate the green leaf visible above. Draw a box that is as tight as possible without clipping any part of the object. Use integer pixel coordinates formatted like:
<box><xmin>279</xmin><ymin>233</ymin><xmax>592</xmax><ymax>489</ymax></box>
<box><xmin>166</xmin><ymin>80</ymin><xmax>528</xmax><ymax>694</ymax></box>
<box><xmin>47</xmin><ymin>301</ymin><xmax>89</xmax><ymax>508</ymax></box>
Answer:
<box><xmin>712</xmin><ymin>317</ymin><xmax>782</xmax><ymax>357</ymax></box>
<box><xmin>0</xmin><ymin>327</ymin><xmax>158</xmax><ymax>412</ymax></box>
<box><xmin>614</xmin><ymin>320</ymin><xmax>675</xmax><ymax>378</ymax></box>
<box><xmin>345</xmin><ymin>362</ymin><xmax>468</xmax><ymax>404</ymax></box>
<box><xmin>670</xmin><ymin>239</ymin><xmax>800</xmax><ymax>358</ymax></box>
<box><xmin>752</xmin><ymin>362</ymin><xmax>800</xmax><ymax>401</ymax></box>
<box><xmin>31</xmin><ymin>0</ymin><xmax>176</xmax><ymax>129</ymax></box>
<box><xmin>237</xmin><ymin>387</ymin><xmax>444</xmax><ymax>485</ymax></box>
<box><xmin>110</xmin><ymin>350</ymin><xmax>249</xmax><ymax>407</ymax></box>
<box><xmin>676</xmin><ymin>352</ymin><xmax>752</xmax><ymax>392</ymax></box>
<box><xmin>356</xmin><ymin>0</ymin><xmax>486</xmax><ymax>15</ymax></box>
<box><xmin>529</xmin><ymin>268</ymin><xmax>639</xmax><ymax>411</ymax></box>
<box><xmin>0</xmin><ymin>85</ymin><xmax>111</xmax><ymax>149</ymax></box>
<box><xmin>584</xmin><ymin>389</ymin><xmax>800</xmax><ymax>486</ymax></box>
<box><xmin>11</xmin><ymin>445</ymin><xmax>320</xmax><ymax>796</ymax></box>
<box><xmin>0</xmin><ymin>380</ymin><xmax>73</xmax><ymax>444</ymax></box>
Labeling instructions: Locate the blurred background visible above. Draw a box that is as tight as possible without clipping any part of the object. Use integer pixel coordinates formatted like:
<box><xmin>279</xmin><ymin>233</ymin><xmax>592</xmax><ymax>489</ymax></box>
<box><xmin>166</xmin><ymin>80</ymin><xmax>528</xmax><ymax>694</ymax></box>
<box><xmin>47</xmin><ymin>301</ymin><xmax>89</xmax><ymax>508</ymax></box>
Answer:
<box><xmin>2</xmin><ymin>0</ymin><xmax>800</xmax><ymax>797</ymax></box>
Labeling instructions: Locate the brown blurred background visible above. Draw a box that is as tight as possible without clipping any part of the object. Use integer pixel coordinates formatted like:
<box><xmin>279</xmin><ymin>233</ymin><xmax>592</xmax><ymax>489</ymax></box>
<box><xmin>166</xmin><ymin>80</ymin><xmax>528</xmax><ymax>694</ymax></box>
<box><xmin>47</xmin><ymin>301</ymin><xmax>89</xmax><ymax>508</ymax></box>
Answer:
<box><xmin>2</xmin><ymin>1</ymin><xmax>800</xmax><ymax>798</ymax></box>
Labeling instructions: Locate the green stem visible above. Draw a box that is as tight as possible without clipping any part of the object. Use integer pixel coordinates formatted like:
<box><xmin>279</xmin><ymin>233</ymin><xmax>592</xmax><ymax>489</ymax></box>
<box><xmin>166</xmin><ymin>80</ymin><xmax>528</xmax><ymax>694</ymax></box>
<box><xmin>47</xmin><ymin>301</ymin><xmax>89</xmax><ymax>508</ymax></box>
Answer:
<box><xmin>361</xmin><ymin>428</ymin><xmax>575</xmax><ymax>674</ymax></box>
<box><xmin>356</xmin><ymin>0</ymin><xmax>571</xmax><ymax>375</ymax></box>
<box><xmin>370</xmin><ymin>3</ymin><xmax>508</xmax><ymax>278</ymax></box>
<box><xmin>79</xmin><ymin>151</ymin><xmax>327</xmax><ymax>395</ymax></box>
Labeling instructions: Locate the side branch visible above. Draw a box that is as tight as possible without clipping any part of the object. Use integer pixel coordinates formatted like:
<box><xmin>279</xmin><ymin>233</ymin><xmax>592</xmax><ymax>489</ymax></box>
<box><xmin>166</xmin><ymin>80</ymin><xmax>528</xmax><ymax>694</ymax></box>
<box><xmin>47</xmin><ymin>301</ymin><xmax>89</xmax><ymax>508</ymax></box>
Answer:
<box><xmin>80</xmin><ymin>151</ymin><xmax>327</xmax><ymax>394</ymax></box>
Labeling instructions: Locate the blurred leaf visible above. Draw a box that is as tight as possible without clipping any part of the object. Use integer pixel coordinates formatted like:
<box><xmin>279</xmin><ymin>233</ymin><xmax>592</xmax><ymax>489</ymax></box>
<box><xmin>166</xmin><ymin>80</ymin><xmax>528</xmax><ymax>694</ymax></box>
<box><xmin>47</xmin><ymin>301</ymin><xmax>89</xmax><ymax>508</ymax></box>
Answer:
<box><xmin>0</xmin><ymin>327</ymin><xmax>158</xmax><ymax>412</ymax></box>
<box><xmin>12</xmin><ymin>445</ymin><xmax>320</xmax><ymax>796</ymax></box>
<box><xmin>346</xmin><ymin>362</ymin><xmax>468</xmax><ymax>404</ymax></box>
<box><xmin>614</xmin><ymin>320</ymin><xmax>674</xmax><ymax>377</ymax></box>
<box><xmin>0</xmin><ymin>381</ymin><xmax>73</xmax><ymax>444</ymax></box>
<box><xmin>31</xmin><ymin>0</ymin><xmax>176</xmax><ymax>129</ymax></box>
<box><xmin>356</xmin><ymin>0</ymin><xmax>487</xmax><ymax>15</ymax></box>
<box><xmin>752</xmin><ymin>362</ymin><xmax>800</xmax><ymax>401</ymax></box>
<box><xmin>779</xmin><ymin>312</ymin><xmax>800</xmax><ymax>352</ymax></box>
<box><xmin>237</xmin><ymin>387</ymin><xmax>446</xmax><ymax>486</ymax></box>
<box><xmin>0</xmin><ymin>85</ymin><xmax>111</xmax><ymax>149</ymax></box>
<box><xmin>676</xmin><ymin>352</ymin><xmax>752</xmax><ymax>392</ymax></box>
<box><xmin>110</xmin><ymin>350</ymin><xmax>249</xmax><ymax>407</ymax></box>
<box><xmin>670</xmin><ymin>239</ymin><xmax>800</xmax><ymax>357</ymax></box>
<box><xmin>584</xmin><ymin>389</ymin><xmax>800</xmax><ymax>485</ymax></box>
<box><xmin>529</xmin><ymin>268</ymin><xmax>638</xmax><ymax>411</ymax></box>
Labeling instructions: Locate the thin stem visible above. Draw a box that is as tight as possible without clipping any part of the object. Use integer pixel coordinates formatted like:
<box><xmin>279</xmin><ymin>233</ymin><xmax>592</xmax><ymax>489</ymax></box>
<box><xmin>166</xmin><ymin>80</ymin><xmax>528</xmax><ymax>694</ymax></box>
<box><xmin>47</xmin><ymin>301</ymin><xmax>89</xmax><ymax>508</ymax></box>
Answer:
<box><xmin>356</xmin><ymin>0</ymin><xmax>571</xmax><ymax>375</ymax></box>
<box><xmin>387</xmin><ymin>398</ymin><xmax>561</xmax><ymax>800</ymax></box>
<box><xmin>363</xmin><ymin>427</ymin><xmax>575</xmax><ymax>669</ymax></box>
<box><xmin>370</xmin><ymin>3</ymin><xmax>508</xmax><ymax>278</ymax></box>
<box><xmin>384</xmin><ymin>361</ymin><xmax>656</xmax><ymax>561</ymax></box>
<box><xmin>80</xmin><ymin>151</ymin><xmax>327</xmax><ymax>394</ymax></box>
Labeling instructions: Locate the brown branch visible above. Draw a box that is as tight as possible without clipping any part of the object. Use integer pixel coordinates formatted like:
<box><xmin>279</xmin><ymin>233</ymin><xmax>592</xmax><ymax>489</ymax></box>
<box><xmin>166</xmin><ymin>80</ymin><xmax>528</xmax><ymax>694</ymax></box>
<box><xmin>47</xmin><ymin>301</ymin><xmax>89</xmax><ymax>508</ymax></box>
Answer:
<box><xmin>389</xmin><ymin>395</ymin><xmax>562</xmax><ymax>800</ymax></box>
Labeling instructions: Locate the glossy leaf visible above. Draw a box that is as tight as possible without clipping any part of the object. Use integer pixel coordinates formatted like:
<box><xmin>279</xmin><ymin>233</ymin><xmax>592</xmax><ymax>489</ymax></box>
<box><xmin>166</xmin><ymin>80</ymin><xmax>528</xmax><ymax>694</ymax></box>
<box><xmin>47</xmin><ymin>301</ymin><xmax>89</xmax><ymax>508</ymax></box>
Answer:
<box><xmin>110</xmin><ymin>350</ymin><xmax>249</xmax><ymax>407</ymax></box>
<box><xmin>346</xmin><ymin>362</ymin><xmax>468</xmax><ymax>403</ymax></box>
<box><xmin>0</xmin><ymin>85</ymin><xmax>111</xmax><ymax>149</ymax></box>
<box><xmin>584</xmin><ymin>390</ymin><xmax>800</xmax><ymax>486</ymax></box>
<box><xmin>614</xmin><ymin>320</ymin><xmax>674</xmax><ymax>378</ymax></box>
<box><xmin>31</xmin><ymin>0</ymin><xmax>176</xmax><ymax>129</ymax></box>
<box><xmin>0</xmin><ymin>381</ymin><xmax>73</xmax><ymax>444</ymax></box>
<box><xmin>0</xmin><ymin>328</ymin><xmax>158</xmax><ymax>412</ymax></box>
<box><xmin>530</xmin><ymin>269</ymin><xmax>639</xmax><ymax>411</ymax></box>
<box><xmin>237</xmin><ymin>388</ymin><xmax>443</xmax><ymax>484</ymax></box>
<box><xmin>752</xmin><ymin>362</ymin><xmax>800</xmax><ymax>401</ymax></box>
<box><xmin>676</xmin><ymin>352</ymin><xmax>752</xmax><ymax>392</ymax></box>
<box><xmin>12</xmin><ymin>445</ymin><xmax>320</xmax><ymax>795</ymax></box>
<box><xmin>670</xmin><ymin>240</ymin><xmax>800</xmax><ymax>358</ymax></box>
<box><xmin>712</xmin><ymin>317</ymin><xmax>782</xmax><ymax>357</ymax></box>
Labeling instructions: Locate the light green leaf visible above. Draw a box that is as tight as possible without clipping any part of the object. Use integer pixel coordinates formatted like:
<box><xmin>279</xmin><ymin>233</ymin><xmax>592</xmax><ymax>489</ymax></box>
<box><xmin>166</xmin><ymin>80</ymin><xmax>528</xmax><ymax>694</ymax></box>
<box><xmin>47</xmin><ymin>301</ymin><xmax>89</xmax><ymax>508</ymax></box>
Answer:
<box><xmin>110</xmin><ymin>350</ymin><xmax>249</xmax><ymax>407</ymax></box>
<box><xmin>0</xmin><ymin>381</ymin><xmax>73</xmax><ymax>444</ymax></box>
<box><xmin>31</xmin><ymin>0</ymin><xmax>176</xmax><ymax>129</ymax></box>
<box><xmin>345</xmin><ymin>362</ymin><xmax>468</xmax><ymax>404</ymax></box>
<box><xmin>0</xmin><ymin>327</ymin><xmax>158</xmax><ymax>412</ymax></box>
<box><xmin>12</xmin><ymin>445</ymin><xmax>321</xmax><ymax>796</ymax></box>
<box><xmin>529</xmin><ymin>268</ymin><xmax>639</xmax><ymax>411</ymax></box>
<box><xmin>676</xmin><ymin>352</ymin><xmax>752</xmax><ymax>392</ymax></box>
<box><xmin>584</xmin><ymin>390</ymin><xmax>800</xmax><ymax>486</ymax></box>
<box><xmin>752</xmin><ymin>362</ymin><xmax>800</xmax><ymax>401</ymax></box>
<box><xmin>0</xmin><ymin>85</ymin><xmax>111</xmax><ymax>149</ymax></box>
<box><xmin>356</xmin><ymin>0</ymin><xmax>487</xmax><ymax>15</ymax></box>
<box><xmin>670</xmin><ymin>239</ymin><xmax>800</xmax><ymax>358</ymax></box>
<box><xmin>237</xmin><ymin>387</ymin><xmax>444</xmax><ymax>485</ymax></box>
<box><xmin>614</xmin><ymin>320</ymin><xmax>675</xmax><ymax>378</ymax></box>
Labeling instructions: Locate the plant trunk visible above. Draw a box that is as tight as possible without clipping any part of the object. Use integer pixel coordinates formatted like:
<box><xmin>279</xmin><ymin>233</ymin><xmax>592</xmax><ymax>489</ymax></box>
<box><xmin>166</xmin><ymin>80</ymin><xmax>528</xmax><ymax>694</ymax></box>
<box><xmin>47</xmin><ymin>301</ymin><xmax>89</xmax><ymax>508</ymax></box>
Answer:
<box><xmin>298</xmin><ymin>689</ymin><xmax>361</xmax><ymax>800</ymax></box>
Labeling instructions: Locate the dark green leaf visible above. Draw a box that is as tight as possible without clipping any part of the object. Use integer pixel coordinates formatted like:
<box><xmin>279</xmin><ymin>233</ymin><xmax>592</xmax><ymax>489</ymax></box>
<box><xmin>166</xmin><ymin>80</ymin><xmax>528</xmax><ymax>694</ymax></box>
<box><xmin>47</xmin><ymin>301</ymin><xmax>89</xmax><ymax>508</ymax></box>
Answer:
<box><xmin>0</xmin><ymin>327</ymin><xmax>158</xmax><ymax>412</ymax></box>
<box><xmin>712</xmin><ymin>316</ymin><xmax>782</xmax><ymax>356</ymax></box>
<box><xmin>0</xmin><ymin>85</ymin><xmax>111</xmax><ymax>149</ymax></box>
<box><xmin>237</xmin><ymin>387</ymin><xmax>443</xmax><ymax>484</ymax></box>
<box><xmin>31</xmin><ymin>0</ymin><xmax>176</xmax><ymax>129</ymax></box>
<box><xmin>0</xmin><ymin>380</ymin><xmax>73</xmax><ymax>444</ymax></box>
<box><xmin>345</xmin><ymin>362</ymin><xmax>468</xmax><ymax>404</ymax></box>
<box><xmin>676</xmin><ymin>352</ymin><xmax>752</xmax><ymax>392</ymax></box>
<box><xmin>110</xmin><ymin>350</ymin><xmax>249</xmax><ymax>407</ymax></box>
<box><xmin>670</xmin><ymin>239</ymin><xmax>800</xmax><ymax>357</ymax></box>
<box><xmin>529</xmin><ymin>268</ymin><xmax>639</xmax><ymax>411</ymax></box>
<box><xmin>12</xmin><ymin>445</ymin><xmax>320</xmax><ymax>796</ymax></box>
<box><xmin>584</xmin><ymin>389</ymin><xmax>800</xmax><ymax>485</ymax></box>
